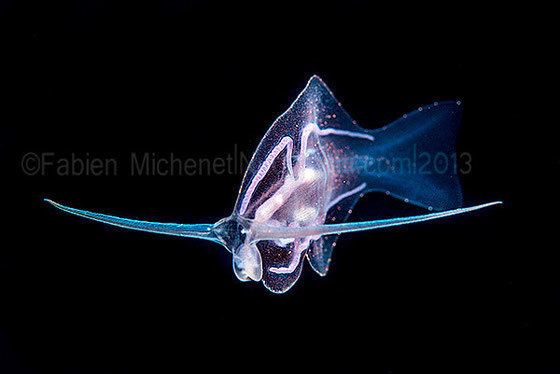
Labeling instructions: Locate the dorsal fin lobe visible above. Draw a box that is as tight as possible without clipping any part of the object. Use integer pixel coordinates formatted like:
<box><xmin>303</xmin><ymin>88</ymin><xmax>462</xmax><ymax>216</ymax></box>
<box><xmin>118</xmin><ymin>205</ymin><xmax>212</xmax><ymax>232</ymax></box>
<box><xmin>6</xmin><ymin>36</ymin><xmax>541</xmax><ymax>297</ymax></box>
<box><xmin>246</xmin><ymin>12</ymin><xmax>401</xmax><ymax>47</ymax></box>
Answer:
<box><xmin>307</xmin><ymin>192</ymin><xmax>361</xmax><ymax>276</ymax></box>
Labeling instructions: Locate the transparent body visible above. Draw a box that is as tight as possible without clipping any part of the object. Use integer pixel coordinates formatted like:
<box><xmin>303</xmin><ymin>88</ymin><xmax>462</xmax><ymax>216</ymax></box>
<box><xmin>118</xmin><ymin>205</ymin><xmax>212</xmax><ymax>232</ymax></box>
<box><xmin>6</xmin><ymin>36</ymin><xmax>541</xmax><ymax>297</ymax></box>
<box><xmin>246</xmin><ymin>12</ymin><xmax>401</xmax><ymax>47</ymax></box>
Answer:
<box><xmin>46</xmin><ymin>76</ymin><xmax>501</xmax><ymax>293</ymax></box>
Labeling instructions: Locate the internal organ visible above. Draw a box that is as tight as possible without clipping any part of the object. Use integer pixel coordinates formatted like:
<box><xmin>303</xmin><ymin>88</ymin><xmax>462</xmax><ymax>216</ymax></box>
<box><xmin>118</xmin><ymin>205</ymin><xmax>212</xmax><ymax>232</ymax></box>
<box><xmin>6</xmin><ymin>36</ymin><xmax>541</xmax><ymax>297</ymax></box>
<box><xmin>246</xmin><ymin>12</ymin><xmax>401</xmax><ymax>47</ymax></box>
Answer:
<box><xmin>239</xmin><ymin>122</ymin><xmax>370</xmax><ymax>275</ymax></box>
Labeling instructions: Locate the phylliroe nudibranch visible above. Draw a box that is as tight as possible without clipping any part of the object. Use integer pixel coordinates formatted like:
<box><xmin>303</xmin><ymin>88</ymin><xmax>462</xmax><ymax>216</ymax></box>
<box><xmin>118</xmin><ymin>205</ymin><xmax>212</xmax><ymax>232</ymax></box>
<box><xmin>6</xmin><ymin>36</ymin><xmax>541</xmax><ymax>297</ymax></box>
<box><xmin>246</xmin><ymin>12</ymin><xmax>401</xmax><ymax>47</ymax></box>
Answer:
<box><xmin>45</xmin><ymin>75</ymin><xmax>502</xmax><ymax>293</ymax></box>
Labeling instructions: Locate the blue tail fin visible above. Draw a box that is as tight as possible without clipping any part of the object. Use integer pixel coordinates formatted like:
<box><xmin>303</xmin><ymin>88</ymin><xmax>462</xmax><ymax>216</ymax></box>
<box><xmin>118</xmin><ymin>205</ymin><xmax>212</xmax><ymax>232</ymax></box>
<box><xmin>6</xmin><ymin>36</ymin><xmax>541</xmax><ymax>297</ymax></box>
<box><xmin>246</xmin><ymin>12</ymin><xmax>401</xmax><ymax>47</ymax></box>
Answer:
<box><xmin>365</xmin><ymin>101</ymin><xmax>464</xmax><ymax>211</ymax></box>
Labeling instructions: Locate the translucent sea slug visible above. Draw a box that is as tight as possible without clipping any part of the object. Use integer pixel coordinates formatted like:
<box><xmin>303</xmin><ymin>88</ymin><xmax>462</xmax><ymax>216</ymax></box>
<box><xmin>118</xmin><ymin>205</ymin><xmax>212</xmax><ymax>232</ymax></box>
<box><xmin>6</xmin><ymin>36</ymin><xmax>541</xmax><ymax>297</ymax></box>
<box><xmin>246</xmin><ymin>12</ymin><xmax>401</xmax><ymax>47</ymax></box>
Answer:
<box><xmin>46</xmin><ymin>76</ymin><xmax>501</xmax><ymax>293</ymax></box>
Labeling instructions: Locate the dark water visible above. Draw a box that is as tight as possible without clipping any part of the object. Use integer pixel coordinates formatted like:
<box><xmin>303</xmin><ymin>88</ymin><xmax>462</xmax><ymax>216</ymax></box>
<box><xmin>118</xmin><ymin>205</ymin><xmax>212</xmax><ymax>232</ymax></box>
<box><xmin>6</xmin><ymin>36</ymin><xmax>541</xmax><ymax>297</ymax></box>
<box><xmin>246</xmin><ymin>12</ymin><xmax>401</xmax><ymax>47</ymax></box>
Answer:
<box><xmin>0</xmin><ymin>2</ymin><xmax>554</xmax><ymax>373</ymax></box>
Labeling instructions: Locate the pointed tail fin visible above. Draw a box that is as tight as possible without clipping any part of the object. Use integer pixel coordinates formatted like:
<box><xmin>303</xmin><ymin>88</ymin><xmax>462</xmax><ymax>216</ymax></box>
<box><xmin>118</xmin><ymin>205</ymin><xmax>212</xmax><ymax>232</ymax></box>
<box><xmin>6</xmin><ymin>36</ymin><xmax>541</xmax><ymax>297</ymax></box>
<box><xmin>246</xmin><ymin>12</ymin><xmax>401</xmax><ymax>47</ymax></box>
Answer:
<box><xmin>44</xmin><ymin>199</ymin><xmax>220</xmax><ymax>244</ymax></box>
<box><xmin>365</xmin><ymin>100</ymin><xmax>464</xmax><ymax>211</ymax></box>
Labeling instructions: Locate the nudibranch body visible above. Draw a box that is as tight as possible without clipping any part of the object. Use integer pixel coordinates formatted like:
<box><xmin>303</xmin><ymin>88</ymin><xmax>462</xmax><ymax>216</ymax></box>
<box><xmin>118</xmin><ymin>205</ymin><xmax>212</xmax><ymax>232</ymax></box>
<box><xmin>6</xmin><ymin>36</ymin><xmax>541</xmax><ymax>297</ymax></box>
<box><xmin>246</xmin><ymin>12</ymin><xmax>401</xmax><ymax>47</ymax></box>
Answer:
<box><xmin>46</xmin><ymin>76</ymin><xmax>501</xmax><ymax>293</ymax></box>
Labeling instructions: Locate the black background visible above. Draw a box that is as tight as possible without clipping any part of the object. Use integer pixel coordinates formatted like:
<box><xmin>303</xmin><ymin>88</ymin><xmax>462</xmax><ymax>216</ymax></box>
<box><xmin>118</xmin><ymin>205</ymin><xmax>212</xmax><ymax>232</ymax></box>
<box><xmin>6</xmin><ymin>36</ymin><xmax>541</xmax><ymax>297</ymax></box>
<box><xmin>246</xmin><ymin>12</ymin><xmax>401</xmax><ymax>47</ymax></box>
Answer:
<box><xmin>1</xmin><ymin>2</ymin><xmax>556</xmax><ymax>373</ymax></box>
